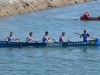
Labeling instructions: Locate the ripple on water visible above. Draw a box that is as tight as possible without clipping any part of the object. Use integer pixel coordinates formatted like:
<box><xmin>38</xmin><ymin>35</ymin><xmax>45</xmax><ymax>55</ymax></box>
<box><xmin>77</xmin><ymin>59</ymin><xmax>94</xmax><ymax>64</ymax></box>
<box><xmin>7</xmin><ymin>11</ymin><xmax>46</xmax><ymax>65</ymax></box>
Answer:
<box><xmin>0</xmin><ymin>0</ymin><xmax>100</xmax><ymax>75</ymax></box>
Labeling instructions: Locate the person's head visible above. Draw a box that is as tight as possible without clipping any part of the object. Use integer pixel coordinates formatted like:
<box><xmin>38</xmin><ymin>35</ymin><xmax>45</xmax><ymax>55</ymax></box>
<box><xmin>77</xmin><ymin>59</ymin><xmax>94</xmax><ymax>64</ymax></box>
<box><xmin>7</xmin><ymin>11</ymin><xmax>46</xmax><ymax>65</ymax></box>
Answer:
<box><xmin>10</xmin><ymin>32</ymin><xmax>13</xmax><ymax>36</ymax></box>
<box><xmin>62</xmin><ymin>32</ymin><xmax>65</xmax><ymax>36</ymax></box>
<box><xmin>84</xmin><ymin>30</ymin><xmax>86</xmax><ymax>34</ymax></box>
<box><xmin>45</xmin><ymin>31</ymin><xmax>48</xmax><ymax>36</ymax></box>
<box><xmin>86</xmin><ymin>11</ymin><xmax>88</xmax><ymax>13</ymax></box>
<box><xmin>29</xmin><ymin>32</ymin><xmax>33</xmax><ymax>37</ymax></box>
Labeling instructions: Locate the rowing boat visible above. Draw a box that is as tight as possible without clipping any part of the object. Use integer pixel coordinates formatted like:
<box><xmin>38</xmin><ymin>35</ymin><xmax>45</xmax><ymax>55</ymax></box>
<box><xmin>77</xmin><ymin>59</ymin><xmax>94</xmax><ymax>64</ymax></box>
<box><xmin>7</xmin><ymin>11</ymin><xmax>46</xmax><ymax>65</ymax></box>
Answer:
<box><xmin>80</xmin><ymin>16</ymin><xmax>100</xmax><ymax>20</ymax></box>
<box><xmin>0</xmin><ymin>39</ymin><xmax>100</xmax><ymax>47</ymax></box>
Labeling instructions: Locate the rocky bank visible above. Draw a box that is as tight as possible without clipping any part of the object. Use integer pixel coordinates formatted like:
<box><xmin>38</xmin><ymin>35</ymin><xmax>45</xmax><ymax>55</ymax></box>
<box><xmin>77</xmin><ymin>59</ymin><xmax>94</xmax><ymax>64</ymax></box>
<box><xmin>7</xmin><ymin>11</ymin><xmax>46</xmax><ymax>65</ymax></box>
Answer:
<box><xmin>0</xmin><ymin>0</ymin><xmax>95</xmax><ymax>17</ymax></box>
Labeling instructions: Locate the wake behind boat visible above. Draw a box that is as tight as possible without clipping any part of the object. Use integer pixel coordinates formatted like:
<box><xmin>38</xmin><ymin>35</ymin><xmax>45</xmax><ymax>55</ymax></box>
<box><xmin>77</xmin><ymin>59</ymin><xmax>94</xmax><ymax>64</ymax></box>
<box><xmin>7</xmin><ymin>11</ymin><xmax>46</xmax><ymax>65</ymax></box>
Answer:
<box><xmin>0</xmin><ymin>39</ymin><xmax>100</xmax><ymax>47</ymax></box>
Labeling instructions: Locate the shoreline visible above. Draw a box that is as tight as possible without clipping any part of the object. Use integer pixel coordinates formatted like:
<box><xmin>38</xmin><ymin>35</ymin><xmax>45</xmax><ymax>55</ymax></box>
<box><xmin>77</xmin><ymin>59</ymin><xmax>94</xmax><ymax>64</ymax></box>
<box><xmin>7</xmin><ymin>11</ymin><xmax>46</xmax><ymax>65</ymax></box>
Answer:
<box><xmin>0</xmin><ymin>0</ymin><xmax>96</xmax><ymax>17</ymax></box>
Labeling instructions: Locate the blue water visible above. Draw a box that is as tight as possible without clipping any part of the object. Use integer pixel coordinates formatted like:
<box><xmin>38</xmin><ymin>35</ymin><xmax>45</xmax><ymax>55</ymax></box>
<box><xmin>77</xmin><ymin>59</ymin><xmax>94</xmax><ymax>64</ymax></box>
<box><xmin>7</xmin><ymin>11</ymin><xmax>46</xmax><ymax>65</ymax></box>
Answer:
<box><xmin>0</xmin><ymin>0</ymin><xmax>100</xmax><ymax>75</ymax></box>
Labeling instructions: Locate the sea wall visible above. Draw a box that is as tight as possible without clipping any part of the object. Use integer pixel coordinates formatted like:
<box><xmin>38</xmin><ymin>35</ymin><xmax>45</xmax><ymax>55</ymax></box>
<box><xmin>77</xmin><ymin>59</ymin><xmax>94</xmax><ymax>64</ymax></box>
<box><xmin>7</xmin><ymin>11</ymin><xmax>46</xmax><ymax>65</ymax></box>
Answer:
<box><xmin>0</xmin><ymin>0</ymin><xmax>95</xmax><ymax>17</ymax></box>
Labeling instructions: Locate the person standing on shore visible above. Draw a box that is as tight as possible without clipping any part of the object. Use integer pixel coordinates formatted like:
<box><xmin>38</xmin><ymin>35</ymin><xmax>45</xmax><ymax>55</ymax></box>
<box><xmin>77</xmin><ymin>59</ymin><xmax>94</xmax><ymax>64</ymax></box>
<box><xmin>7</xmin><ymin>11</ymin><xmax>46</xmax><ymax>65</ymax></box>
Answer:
<box><xmin>26</xmin><ymin>32</ymin><xmax>38</xmax><ymax>43</ymax></box>
<box><xmin>42</xmin><ymin>31</ymin><xmax>52</xmax><ymax>43</ymax></box>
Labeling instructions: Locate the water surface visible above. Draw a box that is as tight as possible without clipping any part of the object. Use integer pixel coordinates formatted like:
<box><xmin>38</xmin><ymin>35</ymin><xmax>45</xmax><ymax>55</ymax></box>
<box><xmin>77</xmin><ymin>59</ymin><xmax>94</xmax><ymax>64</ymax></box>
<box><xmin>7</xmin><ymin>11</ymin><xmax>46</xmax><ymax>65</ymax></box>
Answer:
<box><xmin>0</xmin><ymin>0</ymin><xmax>100</xmax><ymax>75</ymax></box>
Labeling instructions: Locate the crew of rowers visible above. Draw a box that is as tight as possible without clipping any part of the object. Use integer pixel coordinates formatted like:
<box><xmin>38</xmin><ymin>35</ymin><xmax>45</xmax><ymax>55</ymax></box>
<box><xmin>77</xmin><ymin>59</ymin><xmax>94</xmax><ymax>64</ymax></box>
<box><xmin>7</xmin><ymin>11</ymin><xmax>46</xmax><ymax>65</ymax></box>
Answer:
<box><xmin>5</xmin><ymin>30</ymin><xmax>97</xmax><ymax>43</ymax></box>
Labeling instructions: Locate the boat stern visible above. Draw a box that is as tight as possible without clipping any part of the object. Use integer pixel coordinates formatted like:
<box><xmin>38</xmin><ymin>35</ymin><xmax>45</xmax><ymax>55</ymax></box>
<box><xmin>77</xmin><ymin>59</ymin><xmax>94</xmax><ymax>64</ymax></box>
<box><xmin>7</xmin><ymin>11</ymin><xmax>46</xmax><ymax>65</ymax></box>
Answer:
<box><xmin>94</xmin><ymin>39</ymin><xmax>100</xmax><ymax>46</ymax></box>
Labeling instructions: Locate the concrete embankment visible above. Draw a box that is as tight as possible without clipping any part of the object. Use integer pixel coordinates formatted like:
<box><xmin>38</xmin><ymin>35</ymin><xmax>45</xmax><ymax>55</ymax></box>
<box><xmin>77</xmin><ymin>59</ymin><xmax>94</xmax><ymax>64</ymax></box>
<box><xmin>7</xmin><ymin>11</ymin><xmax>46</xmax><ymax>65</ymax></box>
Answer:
<box><xmin>0</xmin><ymin>0</ymin><xmax>95</xmax><ymax>17</ymax></box>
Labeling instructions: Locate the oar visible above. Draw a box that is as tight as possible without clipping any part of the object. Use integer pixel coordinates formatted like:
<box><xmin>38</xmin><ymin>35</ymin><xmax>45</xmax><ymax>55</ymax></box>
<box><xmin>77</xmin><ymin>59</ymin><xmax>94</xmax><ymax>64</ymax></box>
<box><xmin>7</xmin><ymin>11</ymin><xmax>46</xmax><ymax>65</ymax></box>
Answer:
<box><xmin>73</xmin><ymin>32</ymin><xmax>81</xmax><ymax>35</ymax></box>
<box><xmin>66</xmin><ymin>39</ymin><xmax>72</xmax><ymax>42</ymax></box>
<box><xmin>90</xmin><ymin>36</ymin><xmax>98</xmax><ymax>40</ymax></box>
<box><xmin>52</xmin><ymin>39</ymin><xmax>62</xmax><ymax>46</ymax></box>
<box><xmin>18</xmin><ymin>38</ymin><xmax>22</xmax><ymax>47</ymax></box>
<box><xmin>52</xmin><ymin>39</ymin><xmax>71</xmax><ymax>48</ymax></box>
<box><xmin>73</xmin><ymin>18</ymin><xmax>80</xmax><ymax>20</ymax></box>
<box><xmin>52</xmin><ymin>39</ymin><xmax>67</xmax><ymax>48</ymax></box>
<box><xmin>73</xmin><ymin>19</ymin><xmax>78</xmax><ymax>20</ymax></box>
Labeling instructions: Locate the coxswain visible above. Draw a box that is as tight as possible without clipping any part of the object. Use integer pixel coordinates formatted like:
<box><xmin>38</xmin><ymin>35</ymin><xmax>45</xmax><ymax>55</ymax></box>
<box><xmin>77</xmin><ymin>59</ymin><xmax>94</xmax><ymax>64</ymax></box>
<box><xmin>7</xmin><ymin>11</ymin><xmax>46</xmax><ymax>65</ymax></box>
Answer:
<box><xmin>80</xmin><ymin>30</ymin><xmax>97</xmax><ymax>42</ymax></box>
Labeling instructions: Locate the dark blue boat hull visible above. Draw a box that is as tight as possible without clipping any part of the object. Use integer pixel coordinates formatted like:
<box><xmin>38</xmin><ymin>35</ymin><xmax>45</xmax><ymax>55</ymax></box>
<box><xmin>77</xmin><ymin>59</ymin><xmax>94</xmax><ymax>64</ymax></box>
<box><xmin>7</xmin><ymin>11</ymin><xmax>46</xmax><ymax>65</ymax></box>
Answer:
<box><xmin>0</xmin><ymin>41</ymin><xmax>46</xmax><ymax>47</ymax></box>
<box><xmin>62</xmin><ymin>39</ymin><xmax>100</xmax><ymax>46</ymax></box>
<box><xmin>0</xmin><ymin>39</ymin><xmax>100</xmax><ymax>47</ymax></box>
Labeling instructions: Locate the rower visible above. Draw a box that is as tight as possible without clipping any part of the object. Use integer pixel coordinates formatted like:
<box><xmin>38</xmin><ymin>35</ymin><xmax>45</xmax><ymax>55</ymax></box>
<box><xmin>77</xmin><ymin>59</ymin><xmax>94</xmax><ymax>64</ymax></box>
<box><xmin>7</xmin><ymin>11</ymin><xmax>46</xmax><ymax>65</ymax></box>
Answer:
<box><xmin>80</xmin><ymin>30</ymin><xmax>97</xmax><ymax>42</ymax></box>
<box><xmin>42</xmin><ymin>31</ymin><xmax>52</xmax><ymax>43</ymax></box>
<box><xmin>83</xmin><ymin>11</ymin><xmax>89</xmax><ymax>17</ymax></box>
<box><xmin>26</xmin><ymin>32</ymin><xmax>38</xmax><ymax>43</ymax></box>
<box><xmin>59</xmin><ymin>32</ymin><xmax>70</xmax><ymax>43</ymax></box>
<box><xmin>5</xmin><ymin>32</ymin><xmax>20</xmax><ymax>42</ymax></box>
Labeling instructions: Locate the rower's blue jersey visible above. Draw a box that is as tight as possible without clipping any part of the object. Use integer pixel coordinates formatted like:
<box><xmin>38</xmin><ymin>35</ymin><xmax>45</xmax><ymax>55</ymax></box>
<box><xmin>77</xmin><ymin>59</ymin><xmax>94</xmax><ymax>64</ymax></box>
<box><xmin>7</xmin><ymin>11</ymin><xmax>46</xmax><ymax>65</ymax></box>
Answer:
<box><xmin>59</xmin><ymin>38</ymin><xmax>62</xmax><ymax>43</ymax></box>
<box><xmin>27</xmin><ymin>37</ymin><xmax>33</xmax><ymax>43</ymax></box>
<box><xmin>8</xmin><ymin>37</ymin><xmax>14</xmax><ymax>42</ymax></box>
<box><xmin>28</xmin><ymin>39</ymin><xmax>31</xmax><ymax>43</ymax></box>
<box><xmin>82</xmin><ymin>34</ymin><xmax>89</xmax><ymax>41</ymax></box>
<box><xmin>43</xmin><ymin>36</ymin><xmax>47</xmax><ymax>43</ymax></box>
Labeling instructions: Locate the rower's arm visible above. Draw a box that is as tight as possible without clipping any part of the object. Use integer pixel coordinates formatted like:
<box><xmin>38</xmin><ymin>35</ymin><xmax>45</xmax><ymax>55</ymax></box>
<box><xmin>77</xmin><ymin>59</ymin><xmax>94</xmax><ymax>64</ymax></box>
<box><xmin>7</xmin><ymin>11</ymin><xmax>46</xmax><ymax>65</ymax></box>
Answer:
<box><xmin>86</xmin><ymin>33</ymin><xmax>97</xmax><ymax>40</ymax></box>
<box><xmin>66</xmin><ymin>38</ymin><xmax>71</xmax><ymax>42</ymax></box>
<box><xmin>89</xmin><ymin>36</ymin><xmax>97</xmax><ymax>40</ymax></box>
<box><xmin>45</xmin><ymin>36</ymin><xmax>52</xmax><ymax>43</ymax></box>
<box><xmin>61</xmin><ymin>37</ymin><xmax>66</xmax><ymax>42</ymax></box>
<box><xmin>31</xmin><ymin>38</ymin><xmax>38</xmax><ymax>43</ymax></box>
<box><xmin>73</xmin><ymin>32</ymin><xmax>81</xmax><ymax>36</ymax></box>
<box><xmin>87</xmin><ymin>34</ymin><xmax>96</xmax><ymax>39</ymax></box>
<box><xmin>12</xmin><ymin>37</ymin><xmax>16</xmax><ymax>41</ymax></box>
<box><xmin>80</xmin><ymin>34</ymin><xmax>82</xmax><ymax>38</ymax></box>
<box><xmin>14</xmin><ymin>38</ymin><xmax>20</xmax><ymax>42</ymax></box>
<box><xmin>5</xmin><ymin>36</ymin><xmax>9</xmax><ymax>42</ymax></box>
<box><xmin>26</xmin><ymin>37</ymin><xmax>29</xmax><ymax>43</ymax></box>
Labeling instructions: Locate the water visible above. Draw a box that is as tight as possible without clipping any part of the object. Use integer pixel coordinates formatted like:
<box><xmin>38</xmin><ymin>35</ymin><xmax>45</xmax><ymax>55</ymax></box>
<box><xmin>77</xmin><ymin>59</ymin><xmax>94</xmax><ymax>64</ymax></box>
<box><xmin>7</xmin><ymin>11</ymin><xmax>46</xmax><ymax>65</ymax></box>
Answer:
<box><xmin>0</xmin><ymin>0</ymin><xmax>100</xmax><ymax>75</ymax></box>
